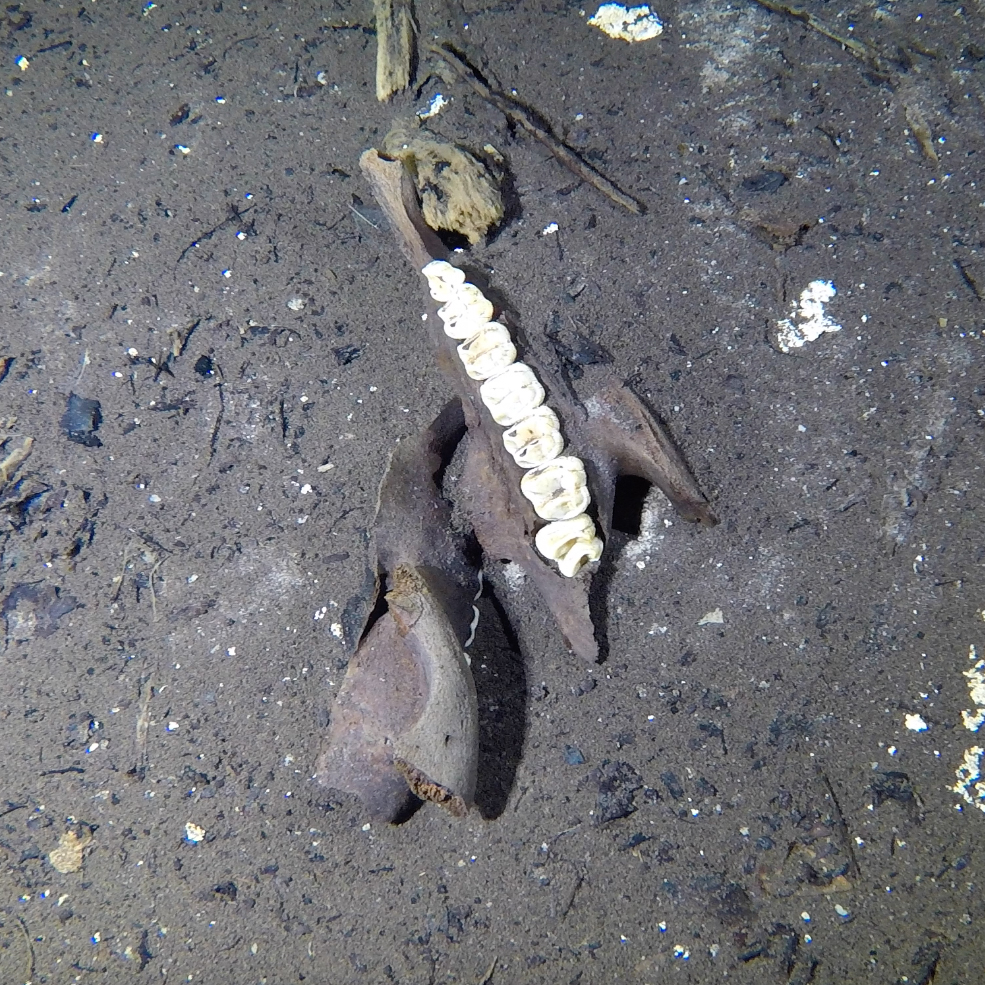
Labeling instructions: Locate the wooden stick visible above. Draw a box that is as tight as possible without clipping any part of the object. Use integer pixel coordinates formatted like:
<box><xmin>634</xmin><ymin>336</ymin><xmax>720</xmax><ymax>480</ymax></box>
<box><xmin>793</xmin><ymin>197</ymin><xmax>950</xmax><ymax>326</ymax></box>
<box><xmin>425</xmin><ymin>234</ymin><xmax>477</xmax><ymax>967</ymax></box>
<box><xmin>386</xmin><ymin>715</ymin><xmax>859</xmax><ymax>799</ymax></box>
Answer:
<box><xmin>375</xmin><ymin>0</ymin><xmax>415</xmax><ymax>101</ymax></box>
<box><xmin>431</xmin><ymin>44</ymin><xmax>644</xmax><ymax>215</ymax></box>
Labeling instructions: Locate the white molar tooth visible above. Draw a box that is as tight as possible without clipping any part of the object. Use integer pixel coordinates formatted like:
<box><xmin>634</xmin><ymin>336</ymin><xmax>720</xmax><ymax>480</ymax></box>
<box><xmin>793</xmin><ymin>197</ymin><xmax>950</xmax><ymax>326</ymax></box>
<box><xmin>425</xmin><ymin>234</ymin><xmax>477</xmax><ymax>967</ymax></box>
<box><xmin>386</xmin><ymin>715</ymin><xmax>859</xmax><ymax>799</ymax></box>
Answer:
<box><xmin>422</xmin><ymin>260</ymin><xmax>466</xmax><ymax>302</ymax></box>
<box><xmin>502</xmin><ymin>406</ymin><xmax>564</xmax><ymax>468</ymax></box>
<box><xmin>457</xmin><ymin>322</ymin><xmax>517</xmax><ymax>380</ymax></box>
<box><xmin>438</xmin><ymin>289</ymin><xmax>495</xmax><ymax>339</ymax></box>
<box><xmin>439</xmin><ymin>308</ymin><xmax>491</xmax><ymax>340</ymax></box>
<box><xmin>442</xmin><ymin>284</ymin><xmax>494</xmax><ymax>318</ymax></box>
<box><xmin>534</xmin><ymin>514</ymin><xmax>604</xmax><ymax>577</ymax></box>
<box><xmin>519</xmin><ymin>455</ymin><xmax>591</xmax><ymax>521</ymax></box>
<box><xmin>479</xmin><ymin>363</ymin><xmax>546</xmax><ymax>426</ymax></box>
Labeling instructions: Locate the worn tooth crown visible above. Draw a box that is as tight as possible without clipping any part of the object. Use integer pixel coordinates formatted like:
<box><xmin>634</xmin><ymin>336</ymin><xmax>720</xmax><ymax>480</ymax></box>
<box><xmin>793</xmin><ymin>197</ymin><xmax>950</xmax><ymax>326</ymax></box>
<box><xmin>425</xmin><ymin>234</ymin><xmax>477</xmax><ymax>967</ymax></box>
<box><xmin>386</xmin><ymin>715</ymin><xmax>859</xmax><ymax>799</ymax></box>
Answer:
<box><xmin>423</xmin><ymin>260</ymin><xmax>466</xmax><ymax>302</ymax></box>
<box><xmin>534</xmin><ymin>515</ymin><xmax>604</xmax><ymax>577</ymax></box>
<box><xmin>502</xmin><ymin>406</ymin><xmax>563</xmax><ymax>468</ymax></box>
<box><xmin>519</xmin><ymin>456</ymin><xmax>591</xmax><ymax>521</ymax></box>
<box><xmin>438</xmin><ymin>287</ymin><xmax>495</xmax><ymax>339</ymax></box>
<box><xmin>479</xmin><ymin>363</ymin><xmax>545</xmax><ymax>426</ymax></box>
<box><xmin>457</xmin><ymin>323</ymin><xmax>517</xmax><ymax>380</ymax></box>
<box><xmin>422</xmin><ymin>260</ymin><xmax>604</xmax><ymax>575</ymax></box>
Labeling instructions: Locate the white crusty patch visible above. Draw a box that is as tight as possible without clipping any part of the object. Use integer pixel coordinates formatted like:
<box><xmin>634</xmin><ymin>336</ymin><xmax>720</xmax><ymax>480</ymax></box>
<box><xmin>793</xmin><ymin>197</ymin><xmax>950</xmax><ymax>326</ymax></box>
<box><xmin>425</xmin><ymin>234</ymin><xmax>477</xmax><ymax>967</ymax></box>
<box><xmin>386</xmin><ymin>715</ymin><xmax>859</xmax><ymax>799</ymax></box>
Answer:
<box><xmin>776</xmin><ymin>280</ymin><xmax>842</xmax><ymax>353</ymax></box>
<box><xmin>588</xmin><ymin>4</ymin><xmax>664</xmax><ymax>43</ymax></box>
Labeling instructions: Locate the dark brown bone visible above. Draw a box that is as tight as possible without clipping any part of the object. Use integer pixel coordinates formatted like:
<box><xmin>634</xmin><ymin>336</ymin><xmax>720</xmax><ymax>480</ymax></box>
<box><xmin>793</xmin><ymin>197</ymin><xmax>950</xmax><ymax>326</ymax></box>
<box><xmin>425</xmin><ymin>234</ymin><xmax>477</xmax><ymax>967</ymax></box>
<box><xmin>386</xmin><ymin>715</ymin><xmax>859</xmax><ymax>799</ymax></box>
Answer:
<box><xmin>360</xmin><ymin>149</ymin><xmax>716</xmax><ymax>662</ymax></box>
<box><xmin>315</xmin><ymin>402</ymin><xmax>479</xmax><ymax>821</ymax></box>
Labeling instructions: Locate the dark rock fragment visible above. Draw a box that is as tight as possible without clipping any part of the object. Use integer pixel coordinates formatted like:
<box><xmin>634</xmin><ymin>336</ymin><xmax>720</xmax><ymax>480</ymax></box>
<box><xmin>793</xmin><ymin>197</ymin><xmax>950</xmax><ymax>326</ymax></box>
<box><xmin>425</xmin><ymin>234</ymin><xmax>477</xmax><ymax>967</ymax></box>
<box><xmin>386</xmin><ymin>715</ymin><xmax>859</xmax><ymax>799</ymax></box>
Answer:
<box><xmin>595</xmin><ymin>760</ymin><xmax>642</xmax><ymax>823</ymax></box>
<box><xmin>741</xmin><ymin>171</ymin><xmax>787</xmax><ymax>193</ymax></box>
<box><xmin>61</xmin><ymin>393</ymin><xmax>102</xmax><ymax>447</ymax></box>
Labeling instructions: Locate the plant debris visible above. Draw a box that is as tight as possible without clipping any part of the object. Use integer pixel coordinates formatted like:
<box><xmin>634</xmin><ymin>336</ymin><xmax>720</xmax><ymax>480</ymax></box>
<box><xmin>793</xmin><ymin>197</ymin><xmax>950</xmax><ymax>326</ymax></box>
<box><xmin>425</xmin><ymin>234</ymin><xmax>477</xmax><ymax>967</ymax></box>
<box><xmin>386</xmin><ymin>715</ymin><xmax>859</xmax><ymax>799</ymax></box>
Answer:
<box><xmin>373</xmin><ymin>0</ymin><xmax>415</xmax><ymax>101</ymax></box>
<box><xmin>431</xmin><ymin>43</ymin><xmax>645</xmax><ymax>215</ymax></box>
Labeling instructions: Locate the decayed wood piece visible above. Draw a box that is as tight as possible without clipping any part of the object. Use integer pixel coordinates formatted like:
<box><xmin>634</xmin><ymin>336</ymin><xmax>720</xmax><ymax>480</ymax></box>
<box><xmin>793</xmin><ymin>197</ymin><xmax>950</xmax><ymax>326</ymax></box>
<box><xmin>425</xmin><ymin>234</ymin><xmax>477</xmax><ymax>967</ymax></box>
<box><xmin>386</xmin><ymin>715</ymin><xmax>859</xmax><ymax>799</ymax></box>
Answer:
<box><xmin>359</xmin><ymin>150</ymin><xmax>717</xmax><ymax>662</ymax></box>
<box><xmin>315</xmin><ymin>400</ymin><xmax>480</xmax><ymax>821</ymax></box>
<box><xmin>374</xmin><ymin>0</ymin><xmax>415</xmax><ymax>101</ymax></box>
<box><xmin>383</xmin><ymin>121</ymin><xmax>504</xmax><ymax>244</ymax></box>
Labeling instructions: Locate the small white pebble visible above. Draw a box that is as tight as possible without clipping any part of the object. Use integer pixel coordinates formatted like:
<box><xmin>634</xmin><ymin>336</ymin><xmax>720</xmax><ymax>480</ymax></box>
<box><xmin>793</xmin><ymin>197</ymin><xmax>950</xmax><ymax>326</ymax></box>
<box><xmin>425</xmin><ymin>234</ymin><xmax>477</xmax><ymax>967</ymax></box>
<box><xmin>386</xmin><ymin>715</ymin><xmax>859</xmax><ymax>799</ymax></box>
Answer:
<box><xmin>698</xmin><ymin>608</ymin><xmax>724</xmax><ymax>626</ymax></box>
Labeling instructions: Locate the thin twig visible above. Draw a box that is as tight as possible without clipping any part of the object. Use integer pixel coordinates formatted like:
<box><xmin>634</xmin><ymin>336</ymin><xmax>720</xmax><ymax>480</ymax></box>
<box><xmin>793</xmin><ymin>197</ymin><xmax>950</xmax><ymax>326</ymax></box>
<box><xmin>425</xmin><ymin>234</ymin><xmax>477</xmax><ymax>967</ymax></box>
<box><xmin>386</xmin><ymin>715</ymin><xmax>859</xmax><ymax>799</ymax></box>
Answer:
<box><xmin>349</xmin><ymin>202</ymin><xmax>380</xmax><ymax>228</ymax></box>
<box><xmin>431</xmin><ymin>43</ymin><xmax>644</xmax><ymax>215</ymax></box>
<box><xmin>149</xmin><ymin>556</ymin><xmax>165</xmax><ymax>622</ymax></box>
<box><xmin>476</xmin><ymin>956</ymin><xmax>497</xmax><ymax>984</ymax></box>
<box><xmin>750</xmin><ymin>0</ymin><xmax>892</xmax><ymax>78</ymax></box>
<box><xmin>110</xmin><ymin>540</ymin><xmax>134</xmax><ymax>602</ymax></box>
<box><xmin>15</xmin><ymin>914</ymin><xmax>35</xmax><ymax>982</ymax></box>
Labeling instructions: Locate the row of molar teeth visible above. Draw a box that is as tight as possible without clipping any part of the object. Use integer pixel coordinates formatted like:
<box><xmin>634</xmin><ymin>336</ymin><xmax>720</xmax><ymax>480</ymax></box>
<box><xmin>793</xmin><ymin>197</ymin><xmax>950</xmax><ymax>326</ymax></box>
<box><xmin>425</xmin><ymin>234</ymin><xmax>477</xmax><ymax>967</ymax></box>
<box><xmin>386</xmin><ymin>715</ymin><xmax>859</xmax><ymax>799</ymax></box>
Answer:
<box><xmin>423</xmin><ymin>259</ymin><xmax>604</xmax><ymax>577</ymax></box>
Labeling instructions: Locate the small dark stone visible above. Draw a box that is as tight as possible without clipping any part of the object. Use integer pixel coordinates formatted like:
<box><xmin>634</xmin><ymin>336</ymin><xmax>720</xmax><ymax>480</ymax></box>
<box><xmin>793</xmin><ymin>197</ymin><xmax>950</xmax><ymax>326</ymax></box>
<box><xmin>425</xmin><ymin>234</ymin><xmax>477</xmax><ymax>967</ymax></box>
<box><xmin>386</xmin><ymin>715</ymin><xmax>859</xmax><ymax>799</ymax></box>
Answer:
<box><xmin>193</xmin><ymin>354</ymin><xmax>215</xmax><ymax>377</ymax></box>
<box><xmin>169</xmin><ymin>103</ymin><xmax>191</xmax><ymax>126</ymax></box>
<box><xmin>61</xmin><ymin>393</ymin><xmax>103</xmax><ymax>447</ymax></box>
<box><xmin>741</xmin><ymin>170</ymin><xmax>787</xmax><ymax>193</ymax></box>
<box><xmin>213</xmin><ymin>880</ymin><xmax>238</xmax><ymax>899</ymax></box>
<box><xmin>2</xmin><ymin>582</ymin><xmax>79</xmax><ymax>640</ymax></box>
<box><xmin>660</xmin><ymin>771</ymin><xmax>685</xmax><ymax>800</ymax></box>
<box><xmin>691</xmin><ymin>874</ymin><xmax>723</xmax><ymax>892</ymax></box>
<box><xmin>870</xmin><ymin>770</ymin><xmax>915</xmax><ymax>807</ymax></box>
<box><xmin>756</xmin><ymin>836</ymin><xmax>775</xmax><ymax>851</ymax></box>
<box><xmin>596</xmin><ymin>760</ymin><xmax>642</xmax><ymax>823</ymax></box>
<box><xmin>564</xmin><ymin>744</ymin><xmax>586</xmax><ymax>765</ymax></box>
<box><xmin>716</xmin><ymin>883</ymin><xmax>755</xmax><ymax>928</ymax></box>
<box><xmin>695</xmin><ymin>776</ymin><xmax>718</xmax><ymax>797</ymax></box>
<box><xmin>333</xmin><ymin>344</ymin><xmax>362</xmax><ymax>366</ymax></box>
<box><xmin>439</xmin><ymin>904</ymin><xmax>471</xmax><ymax>942</ymax></box>
<box><xmin>768</xmin><ymin>713</ymin><xmax>812</xmax><ymax>750</ymax></box>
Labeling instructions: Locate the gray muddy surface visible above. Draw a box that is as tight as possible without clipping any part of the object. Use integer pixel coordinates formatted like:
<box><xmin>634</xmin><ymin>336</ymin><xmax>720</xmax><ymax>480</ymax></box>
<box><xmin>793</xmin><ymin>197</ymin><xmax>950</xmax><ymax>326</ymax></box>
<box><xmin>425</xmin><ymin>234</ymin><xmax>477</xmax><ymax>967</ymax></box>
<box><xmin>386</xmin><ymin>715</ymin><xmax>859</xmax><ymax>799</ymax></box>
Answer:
<box><xmin>1</xmin><ymin>0</ymin><xmax>984</xmax><ymax>981</ymax></box>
